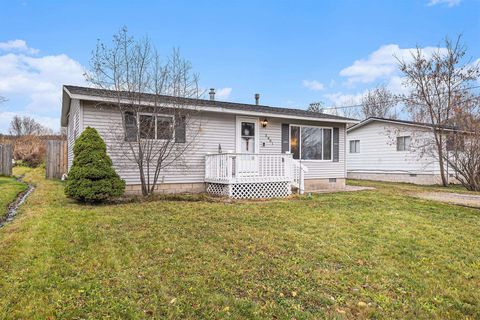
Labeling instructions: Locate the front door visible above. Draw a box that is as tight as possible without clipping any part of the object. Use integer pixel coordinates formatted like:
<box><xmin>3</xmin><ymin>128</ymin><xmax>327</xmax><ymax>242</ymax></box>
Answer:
<box><xmin>236</xmin><ymin>117</ymin><xmax>259</xmax><ymax>177</ymax></box>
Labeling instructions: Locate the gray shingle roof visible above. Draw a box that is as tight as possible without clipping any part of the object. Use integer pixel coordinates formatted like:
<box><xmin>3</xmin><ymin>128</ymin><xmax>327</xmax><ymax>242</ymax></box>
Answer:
<box><xmin>348</xmin><ymin>116</ymin><xmax>460</xmax><ymax>132</ymax></box>
<box><xmin>64</xmin><ymin>85</ymin><xmax>357</xmax><ymax>122</ymax></box>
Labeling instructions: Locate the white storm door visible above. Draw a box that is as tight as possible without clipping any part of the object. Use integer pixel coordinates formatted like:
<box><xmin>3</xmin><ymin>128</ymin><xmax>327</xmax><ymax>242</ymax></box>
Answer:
<box><xmin>236</xmin><ymin>116</ymin><xmax>259</xmax><ymax>178</ymax></box>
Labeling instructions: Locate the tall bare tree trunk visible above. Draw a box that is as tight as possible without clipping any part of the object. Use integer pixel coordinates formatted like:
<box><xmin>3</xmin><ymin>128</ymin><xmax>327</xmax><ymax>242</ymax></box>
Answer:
<box><xmin>86</xmin><ymin>28</ymin><xmax>201</xmax><ymax>197</ymax></box>
<box><xmin>397</xmin><ymin>35</ymin><xmax>480</xmax><ymax>188</ymax></box>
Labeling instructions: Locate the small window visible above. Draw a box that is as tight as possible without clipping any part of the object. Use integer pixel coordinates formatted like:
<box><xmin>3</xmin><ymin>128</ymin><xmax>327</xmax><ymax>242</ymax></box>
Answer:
<box><xmin>157</xmin><ymin>116</ymin><xmax>173</xmax><ymax>140</ymax></box>
<box><xmin>446</xmin><ymin>134</ymin><xmax>464</xmax><ymax>152</ymax></box>
<box><xmin>349</xmin><ymin>140</ymin><xmax>360</xmax><ymax>153</ymax></box>
<box><xmin>139</xmin><ymin>114</ymin><xmax>155</xmax><ymax>139</ymax></box>
<box><xmin>397</xmin><ymin>136</ymin><xmax>411</xmax><ymax>151</ymax></box>
<box><xmin>241</xmin><ymin>122</ymin><xmax>255</xmax><ymax>137</ymax></box>
<box><xmin>241</xmin><ymin>122</ymin><xmax>256</xmax><ymax>152</ymax></box>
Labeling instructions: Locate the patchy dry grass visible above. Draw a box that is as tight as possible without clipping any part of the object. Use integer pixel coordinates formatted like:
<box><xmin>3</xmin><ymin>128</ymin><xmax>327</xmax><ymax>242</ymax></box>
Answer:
<box><xmin>0</xmin><ymin>169</ymin><xmax>479</xmax><ymax>319</ymax></box>
<box><xmin>348</xmin><ymin>178</ymin><xmax>480</xmax><ymax>195</ymax></box>
<box><xmin>0</xmin><ymin>174</ymin><xmax>27</xmax><ymax>217</ymax></box>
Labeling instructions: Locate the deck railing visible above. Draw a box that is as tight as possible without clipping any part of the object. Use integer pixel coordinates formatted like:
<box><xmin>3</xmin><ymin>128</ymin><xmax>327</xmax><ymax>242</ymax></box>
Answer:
<box><xmin>205</xmin><ymin>153</ymin><xmax>308</xmax><ymax>193</ymax></box>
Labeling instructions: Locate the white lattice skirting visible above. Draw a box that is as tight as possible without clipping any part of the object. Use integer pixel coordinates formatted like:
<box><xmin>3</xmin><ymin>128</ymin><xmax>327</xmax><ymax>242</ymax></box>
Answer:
<box><xmin>207</xmin><ymin>181</ymin><xmax>292</xmax><ymax>199</ymax></box>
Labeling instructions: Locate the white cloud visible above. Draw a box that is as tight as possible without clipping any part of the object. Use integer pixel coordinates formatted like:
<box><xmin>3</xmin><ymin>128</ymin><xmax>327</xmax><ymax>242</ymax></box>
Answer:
<box><xmin>302</xmin><ymin>80</ymin><xmax>324</xmax><ymax>91</ymax></box>
<box><xmin>339</xmin><ymin>44</ymin><xmax>447</xmax><ymax>84</ymax></box>
<box><xmin>0</xmin><ymin>40</ymin><xmax>86</xmax><ymax>132</ymax></box>
<box><xmin>428</xmin><ymin>0</ymin><xmax>461</xmax><ymax>7</ymax></box>
<box><xmin>0</xmin><ymin>54</ymin><xmax>86</xmax><ymax>111</ymax></box>
<box><xmin>324</xmin><ymin>92</ymin><xmax>364</xmax><ymax>107</ymax></box>
<box><xmin>385</xmin><ymin>75</ymin><xmax>410</xmax><ymax>95</ymax></box>
<box><xmin>216</xmin><ymin>87</ymin><xmax>232</xmax><ymax>99</ymax></box>
<box><xmin>0</xmin><ymin>39</ymin><xmax>39</xmax><ymax>54</ymax></box>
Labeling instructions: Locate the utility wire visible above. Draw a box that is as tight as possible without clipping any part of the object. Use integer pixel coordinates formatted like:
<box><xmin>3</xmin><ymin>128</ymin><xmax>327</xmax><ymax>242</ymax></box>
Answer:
<box><xmin>321</xmin><ymin>84</ymin><xmax>480</xmax><ymax>110</ymax></box>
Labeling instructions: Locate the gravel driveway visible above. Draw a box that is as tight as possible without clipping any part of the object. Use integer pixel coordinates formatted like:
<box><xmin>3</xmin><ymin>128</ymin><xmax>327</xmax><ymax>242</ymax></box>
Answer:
<box><xmin>415</xmin><ymin>192</ymin><xmax>480</xmax><ymax>208</ymax></box>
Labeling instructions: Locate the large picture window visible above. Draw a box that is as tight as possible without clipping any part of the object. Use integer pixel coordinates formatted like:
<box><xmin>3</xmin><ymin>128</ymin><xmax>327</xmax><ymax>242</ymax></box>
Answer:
<box><xmin>290</xmin><ymin>125</ymin><xmax>332</xmax><ymax>160</ymax></box>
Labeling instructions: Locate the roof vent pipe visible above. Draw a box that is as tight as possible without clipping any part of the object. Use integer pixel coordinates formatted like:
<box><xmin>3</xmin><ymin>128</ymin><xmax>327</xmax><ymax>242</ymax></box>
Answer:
<box><xmin>209</xmin><ymin>88</ymin><xmax>215</xmax><ymax>101</ymax></box>
<box><xmin>255</xmin><ymin>93</ymin><xmax>260</xmax><ymax>105</ymax></box>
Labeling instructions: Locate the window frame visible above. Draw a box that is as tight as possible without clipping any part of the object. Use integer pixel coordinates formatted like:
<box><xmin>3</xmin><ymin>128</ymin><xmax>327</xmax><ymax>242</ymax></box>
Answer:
<box><xmin>446</xmin><ymin>133</ymin><xmax>465</xmax><ymax>152</ymax></box>
<box><xmin>124</xmin><ymin>111</ymin><xmax>138</xmax><ymax>142</ymax></box>
<box><xmin>156</xmin><ymin>115</ymin><xmax>175</xmax><ymax>140</ymax></box>
<box><xmin>288</xmin><ymin>124</ymin><xmax>334</xmax><ymax>162</ymax></box>
<box><xmin>137</xmin><ymin>112</ymin><xmax>175</xmax><ymax>141</ymax></box>
<box><xmin>349</xmin><ymin>140</ymin><xmax>360</xmax><ymax>153</ymax></box>
<box><xmin>396</xmin><ymin>135</ymin><xmax>411</xmax><ymax>152</ymax></box>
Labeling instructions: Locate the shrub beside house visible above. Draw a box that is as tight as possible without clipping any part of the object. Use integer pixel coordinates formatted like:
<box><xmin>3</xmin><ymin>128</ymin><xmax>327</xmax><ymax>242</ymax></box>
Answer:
<box><xmin>65</xmin><ymin>127</ymin><xmax>125</xmax><ymax>203</ymax></box>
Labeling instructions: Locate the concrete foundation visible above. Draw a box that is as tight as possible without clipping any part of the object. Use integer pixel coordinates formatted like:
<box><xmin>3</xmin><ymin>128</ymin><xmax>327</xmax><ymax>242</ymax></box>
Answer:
<box><xmin>125</xmin><ymin>178</ymin><xmax>347</xmax><ymax>195</ymax></box>
<box><xmin>304</xmin><ymin>178</ymin><xmax>346</xmax><ymax>191</ymax></box>
<box><xmin>347</xmin><ymin>172</ymin><xmax>449</xmax><ymax>185</ymax></box>
<box><xmin>125</xmin><ymin>182</ymin><xmax>206</xmax><ymax>195</ymax></box>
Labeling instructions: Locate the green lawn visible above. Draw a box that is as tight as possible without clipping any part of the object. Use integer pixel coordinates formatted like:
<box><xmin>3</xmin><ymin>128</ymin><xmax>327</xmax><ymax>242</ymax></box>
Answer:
<box><xmin>1</xmin><ymin>168</ymin><xmax>479</xmax><ymax>319</ymax></box>
<box><xmin>0</xmin><ymin>174</ymin><xmax>27</xmax><ymax>217</ymax></box>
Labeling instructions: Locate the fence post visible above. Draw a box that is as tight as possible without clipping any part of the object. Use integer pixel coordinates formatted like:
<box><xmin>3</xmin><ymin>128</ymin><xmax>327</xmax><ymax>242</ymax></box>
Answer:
<box><xmin>45</xmin><ymin>140</ymin><xmax>67</xmax><ymax>179</ymax></box>
<box><xmin>0</xmin><ymin>144</ymin><xmax>13</xmax><ymax>176</ymax></box>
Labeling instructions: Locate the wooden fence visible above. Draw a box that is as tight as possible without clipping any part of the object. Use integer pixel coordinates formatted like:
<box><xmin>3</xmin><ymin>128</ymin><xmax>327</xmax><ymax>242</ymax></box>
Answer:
<box><xmin>45</xmin><ymin>140</ymin><xmax>67</xmax><ymax>179</ymax></box>
<box><xmin>0</xmin><ymin>144</ymin><xmax>13</xmax><ymax>176</ymax></box>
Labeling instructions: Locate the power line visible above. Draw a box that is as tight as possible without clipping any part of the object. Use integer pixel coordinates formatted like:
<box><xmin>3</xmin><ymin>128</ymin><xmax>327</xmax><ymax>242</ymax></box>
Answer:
<box><xmin>322</xmin><ymin>84</ymin><xmax>480</xmax><ymax>110</ymax></box>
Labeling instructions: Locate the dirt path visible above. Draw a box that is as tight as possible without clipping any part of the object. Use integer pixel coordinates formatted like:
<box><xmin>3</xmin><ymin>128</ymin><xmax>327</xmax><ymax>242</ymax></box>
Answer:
<box><xmin>414</xmin><ymin>192</ymin><xmax>480</xmax><ymax>209</ymax></box>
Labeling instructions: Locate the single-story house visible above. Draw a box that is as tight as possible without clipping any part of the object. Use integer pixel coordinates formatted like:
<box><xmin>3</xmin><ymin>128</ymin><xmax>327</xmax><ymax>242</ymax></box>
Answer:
<box><xmin>347</xmin><ymin>117</ymin><xmax>458</xmax><ymax>185</ymax></box>
<box><xmin>61</xmin><ymin>85</ymin><xmax>357</xmax><ymax>198</ymax></box>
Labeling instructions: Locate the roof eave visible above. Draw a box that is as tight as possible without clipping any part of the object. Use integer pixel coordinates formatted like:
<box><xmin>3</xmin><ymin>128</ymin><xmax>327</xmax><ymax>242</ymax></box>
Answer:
<box><xmin>347</xmin><ymin>117</ymin><xmax>460</xmax><ymax>133</ymax></box>
<box><xmin>60</xmin><ymin>86</ymin><xmax>72</xmax><ymax>127</ymax></box>
<box><xmin>66</xmin><ymin>91</ymin><xmax>359</xmax><ymax>124</ymax></box>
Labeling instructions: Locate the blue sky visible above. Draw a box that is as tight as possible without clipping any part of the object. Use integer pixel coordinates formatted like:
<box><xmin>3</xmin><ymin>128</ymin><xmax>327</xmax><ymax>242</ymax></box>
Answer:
<box><xmin>0</xmin><ymin>0</ymin><xmax>479</xmax><ymax>132</ymax></box>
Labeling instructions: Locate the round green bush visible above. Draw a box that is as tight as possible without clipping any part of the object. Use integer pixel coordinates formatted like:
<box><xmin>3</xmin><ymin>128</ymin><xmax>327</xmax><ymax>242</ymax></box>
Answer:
<box><xmin>65</xmin><ymin>127</ymin><xmax>125</xmax><ymax>203</ymax></box>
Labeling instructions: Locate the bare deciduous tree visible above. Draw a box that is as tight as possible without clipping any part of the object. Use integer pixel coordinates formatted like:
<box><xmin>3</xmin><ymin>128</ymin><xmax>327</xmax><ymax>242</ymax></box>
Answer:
<box><xmin>329</xmin><ymin>98</ymin><xmax>361</xmax><ymax>120</ymax></box>
<box><xmin>442</xmin><ymin>93</ymin><xmax>480</xmax><ymax>191</ymax></box>
<box><xmin>307</xmin><ymin>101</ymin><xmax>325</xmax><ymax>113</ymax></box>
<box><xmin>361</xmin><ymin>86</ymin><xmax>397</xmax><ymax>119</ymax></box>
<box><xmin>307</xmin><ymin>100</ymin><xmax>359</xmax><ymax>121</ymax></box>
<box><xmin>85</xmin><ymin>27</ymin><xmax>201</xmax><ymax>196</ymax></box>
<box><xmin>9</xmin><ymin>115</ymin><xmax>53</xmax><ymax>136</ymax></box>
<box><xmin>397</xmin><ymin>35</ymin><xmax>480</xmax><ymax>186</ymax></box>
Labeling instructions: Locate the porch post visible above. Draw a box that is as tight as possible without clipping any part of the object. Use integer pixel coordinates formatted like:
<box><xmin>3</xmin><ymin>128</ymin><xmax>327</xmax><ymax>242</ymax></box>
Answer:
<box><xmin>299</xmin><ymin>167</ymin><xmax>305</xmax><ymax>195</ymax></box>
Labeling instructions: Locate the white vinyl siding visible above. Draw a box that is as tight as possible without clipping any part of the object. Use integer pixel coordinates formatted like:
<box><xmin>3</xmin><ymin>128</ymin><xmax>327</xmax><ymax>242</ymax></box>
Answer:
<box><xmin>347</xmin><ymin>121</ymin><xmax>439</xmax><ymax>175</ymax></box>
<box><xmin>263</xmin><ymin>118</ymin><xmax>346</xmax><ymax>180</ymax></box>
<box><xmin>80</xmin><ymin>102</ymin><xmax>348</xmax><ymax>184</ymax></box>
<box><xmin>67</xmin><ymin>98</ymin><xmax>81</xmax><ymax>170</ymax></box>
<box><xmin>82</xmin><ymin>103</ymin><xmax>235</xmax><ymax>185</ymax></box>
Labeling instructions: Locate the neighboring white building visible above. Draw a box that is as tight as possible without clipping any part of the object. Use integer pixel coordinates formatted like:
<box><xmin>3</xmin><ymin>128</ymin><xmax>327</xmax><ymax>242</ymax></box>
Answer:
<box><xmin>61</xmin><ymin>85</ymin><xmax>357</xmax><ymax>198</ymax></box>
<box><xmin>347</xmin><ymin>117</ymin><xmax>457</xmax><ymax>185</ymax></box>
